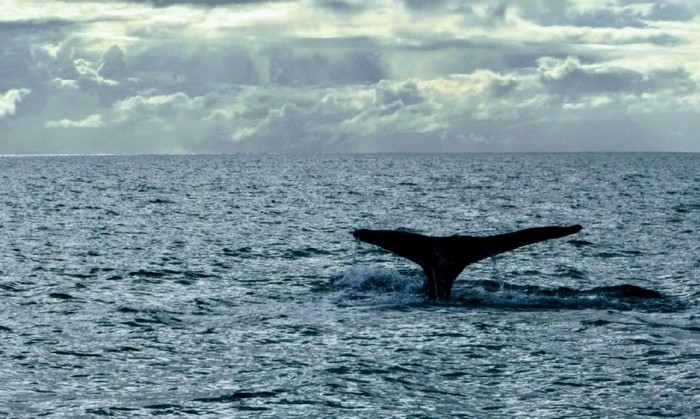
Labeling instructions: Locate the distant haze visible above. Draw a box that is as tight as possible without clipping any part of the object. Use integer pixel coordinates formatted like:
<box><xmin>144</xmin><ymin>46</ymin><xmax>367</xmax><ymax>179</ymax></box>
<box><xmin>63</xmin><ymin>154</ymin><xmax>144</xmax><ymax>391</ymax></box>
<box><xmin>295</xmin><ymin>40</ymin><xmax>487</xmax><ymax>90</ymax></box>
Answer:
<box><xmin>1</xmin><ymin>0</ymin><xmax>699</xmax><ymax>154</ymax></box>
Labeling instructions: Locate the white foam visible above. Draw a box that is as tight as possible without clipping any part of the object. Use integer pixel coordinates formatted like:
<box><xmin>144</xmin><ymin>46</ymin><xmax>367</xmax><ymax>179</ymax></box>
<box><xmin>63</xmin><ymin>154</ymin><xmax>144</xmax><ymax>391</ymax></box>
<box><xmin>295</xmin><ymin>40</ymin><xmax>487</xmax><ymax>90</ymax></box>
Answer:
<box><xmin>332</xmin><ymin>265</ymin><xmax>417</xmax><ymax>292</ymax></box>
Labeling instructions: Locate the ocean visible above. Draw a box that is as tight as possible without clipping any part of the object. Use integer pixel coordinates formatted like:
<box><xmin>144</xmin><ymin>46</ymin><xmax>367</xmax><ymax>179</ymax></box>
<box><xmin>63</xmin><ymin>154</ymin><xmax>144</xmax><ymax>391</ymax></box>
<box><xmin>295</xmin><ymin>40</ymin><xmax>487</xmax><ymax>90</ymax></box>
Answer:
<box><xmin>0</xmin><ymin>153</ymin><xmax>698</xmax><ymax>417</ymax></box>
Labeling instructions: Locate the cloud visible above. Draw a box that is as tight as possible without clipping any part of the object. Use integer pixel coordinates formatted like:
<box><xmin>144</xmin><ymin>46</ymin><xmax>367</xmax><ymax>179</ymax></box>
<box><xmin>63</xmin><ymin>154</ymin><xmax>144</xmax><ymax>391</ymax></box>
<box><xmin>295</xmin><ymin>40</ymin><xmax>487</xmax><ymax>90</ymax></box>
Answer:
<box><xmin>147</xmin><ymin>0</ymin><xmax>288</xmax><ymax>6</ymax></box>
<box><xmin>221</xmin><ymin>73</ymin><xmax>537</xmax><ymax>152</ymax></box>
<box><xmin>0</xmin><ymin>88</ymin><xmax>31</xmax><ymax>118</ymax></box>
<box><xmin>517</xmin><ymin>0</ymin><xmax>700</xmax><ymax>27</ymax></box>
<box><xmin>45</xmin><ymin>114</ymin><xmax>103</xmax><ymax>128</ymax></box>
<box><xmin>265</xmin><ymin>47</ymin><xmax>385</xmax><ymax>85</ymax></box>
<box><xmin>313</xmin><ymin>0</ymin><xmax>369</xmax><ymax>14</ymax></box>
<box><xmin>1</xmin><ymin>0</ymin><xmax>699</xmax><ymax>153</ymax></box>
<box><xmin>98</xmin><ymin>44</ymin><xmax>130</xmax><ymax>80</ymax></box>
<box><xmin>537</xmin><ymin>56</ymin><xmax>651</xmax><ymax>96</ymax></box>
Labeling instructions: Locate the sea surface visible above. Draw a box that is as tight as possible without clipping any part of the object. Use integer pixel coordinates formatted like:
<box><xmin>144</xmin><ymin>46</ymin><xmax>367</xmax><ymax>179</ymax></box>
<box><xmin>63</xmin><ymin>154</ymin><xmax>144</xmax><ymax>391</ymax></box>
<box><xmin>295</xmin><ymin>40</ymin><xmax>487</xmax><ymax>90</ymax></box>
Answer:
<box><xmin>0</xmin><ymin>153</ymin><xmax>698</xmax><ymax>418</ymax></box>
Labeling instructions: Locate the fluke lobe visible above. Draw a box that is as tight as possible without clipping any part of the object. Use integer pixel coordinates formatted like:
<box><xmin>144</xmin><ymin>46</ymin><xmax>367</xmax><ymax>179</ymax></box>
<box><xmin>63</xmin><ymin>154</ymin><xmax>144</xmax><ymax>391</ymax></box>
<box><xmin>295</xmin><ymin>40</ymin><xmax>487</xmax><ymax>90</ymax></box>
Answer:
<box><xmin>353</xmin><ymin>225</ymin><xmax>583</xmax><ymax>300</ymax></box>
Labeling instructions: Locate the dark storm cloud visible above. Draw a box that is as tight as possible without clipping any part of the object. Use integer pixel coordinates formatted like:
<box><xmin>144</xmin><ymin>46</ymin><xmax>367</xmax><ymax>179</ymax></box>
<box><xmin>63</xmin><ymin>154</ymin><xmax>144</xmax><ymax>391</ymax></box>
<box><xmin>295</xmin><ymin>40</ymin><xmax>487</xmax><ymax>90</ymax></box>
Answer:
<box><xmin>98</xmin><ymin>45</ymin><xmax>129</xmax><ymax>81</ymax></box>
<box><xmin>0</xmin><ymin>19</ymin><xmax>71</xmax><ymax>89</ymax></box>
<box><xmin>267</xmin><ymin>49</ymin><xmax>385</xmax><ymax>85</ymax></box>
<box><xmin>125</xmin><ymin>38</ymin><xmax>385</xmax><ymax>95</ymax></box>
<box><xmin>400</xmin><ymin>0</ymin><xmax>478</xmax><ymax>14</ymax></box>
<box><xmin>130</xmin><ymin>41</ymin><xmax>261</xmax><ymax>93</ymax></box>
<box><xmin>541</xmin><ymin>67</ymin><xmax>651</xmax><ymax>96</ymax></box>
<box><xmin>521</xmin><ymin>2</ymin><xmax>644</xmax><ymax>28</ymax></box>
<box><xmin>374</xmin><ymin>79</ymin><xmax>423</xmax><ymax>107</ymax></box>
<box><xmin>0</xmin><ymin>18</ymin><xmax>75</xmax><ymax>33</ymax></box>
<box><xmin>522</xmin><ymin>0</ymin><xmax>700</xmax><ymax>28</ymax></box>
<box><xmin>312</xmin><ymin>0</ymin><xmax>368</xmax><ymax>14</ymax></box>
<box><xmin>632</xmin><ymin>0</ymin><xmax>697</xmax><ymax>21</ymax></box>
<box><xmin>402</xmin><ymin>0</ymin><xmax>506</xmax><ymax>25</ymax></box>
<box><xmin>571</xmin><ymin>8</ymin><xmax>646</xmax><ymax>28</ymax></box>
<box><xmin>538</xmin><ymin>56</ymin><xmax>698</xmax><ymax>99</ymax></box>
<box><xmin>134</xmin><ymin>0</ymin><xmax>289</xmax><ymax>6</ymax></box>
<box><xmin>402</xmin><ymin>0</ymin><xmax>451</xmax><ymax>11</ymax></box>
<box><xmin>0</xmin><ymin>46</ymin><xmax>37</xmax><ymax>93</ymax></box>
<box><xmin>574</xmin><ymin>2</ymin><xmax>697</xmax><ymax>28</ymax></box>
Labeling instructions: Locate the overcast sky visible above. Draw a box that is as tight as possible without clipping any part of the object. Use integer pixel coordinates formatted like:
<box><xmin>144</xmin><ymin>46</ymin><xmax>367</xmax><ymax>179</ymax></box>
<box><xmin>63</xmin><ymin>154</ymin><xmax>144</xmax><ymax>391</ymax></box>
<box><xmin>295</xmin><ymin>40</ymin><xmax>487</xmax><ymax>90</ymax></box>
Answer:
<box><xmin>1</xmin><ymin>0</ymin><xmax>699</xmax><ymax>154</ymax></box>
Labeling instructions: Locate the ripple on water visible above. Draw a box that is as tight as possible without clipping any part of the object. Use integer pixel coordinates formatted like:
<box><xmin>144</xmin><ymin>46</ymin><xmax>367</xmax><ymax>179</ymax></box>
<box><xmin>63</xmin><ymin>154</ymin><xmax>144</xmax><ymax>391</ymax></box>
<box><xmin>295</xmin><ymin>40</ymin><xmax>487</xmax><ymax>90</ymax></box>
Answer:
<box><xmin>0</xmin><ymin>154</ymin><xmax>698</xmax><ymax>418</ymax></box>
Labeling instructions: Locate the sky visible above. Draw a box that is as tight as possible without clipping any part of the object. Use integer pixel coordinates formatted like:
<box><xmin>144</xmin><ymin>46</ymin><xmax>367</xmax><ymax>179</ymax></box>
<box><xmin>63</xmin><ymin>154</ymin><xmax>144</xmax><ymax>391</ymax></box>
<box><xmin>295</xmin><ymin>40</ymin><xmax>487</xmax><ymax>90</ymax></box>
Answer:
<box><xmin>1</xmin><ymin>0</ymin><xmax>699</xmax><ymax>154</ymax></box>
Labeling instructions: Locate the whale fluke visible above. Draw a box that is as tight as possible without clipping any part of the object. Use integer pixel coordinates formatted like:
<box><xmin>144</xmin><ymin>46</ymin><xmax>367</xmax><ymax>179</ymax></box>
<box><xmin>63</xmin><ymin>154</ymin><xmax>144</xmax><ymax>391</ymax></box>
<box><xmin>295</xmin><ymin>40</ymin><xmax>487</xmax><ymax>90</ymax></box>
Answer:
<box><xmin>353</xmin><ymin>225</ymin><xmax>582</xmax><ymax>299</ymax></box>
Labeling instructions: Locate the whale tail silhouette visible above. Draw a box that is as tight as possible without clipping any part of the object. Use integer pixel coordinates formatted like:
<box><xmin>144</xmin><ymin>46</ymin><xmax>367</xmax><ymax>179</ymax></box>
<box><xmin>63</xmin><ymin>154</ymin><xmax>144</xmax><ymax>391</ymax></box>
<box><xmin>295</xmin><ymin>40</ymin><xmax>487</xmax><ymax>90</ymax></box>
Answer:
<box><xmin>353</xmin><ymin>225</ymin><xmax>583</xmax><ymax>299</ymax></box>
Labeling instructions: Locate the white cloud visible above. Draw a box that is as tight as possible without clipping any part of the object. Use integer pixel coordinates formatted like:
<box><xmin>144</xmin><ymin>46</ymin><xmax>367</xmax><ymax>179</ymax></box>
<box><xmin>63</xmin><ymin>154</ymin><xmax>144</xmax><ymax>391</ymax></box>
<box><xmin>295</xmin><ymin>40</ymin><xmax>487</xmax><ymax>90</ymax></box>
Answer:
<box><xmin>45</xmin><ymin>114</ymin><xmax>103</xmax><ymax>128</ymax></box>
<box><xmin>0</xmin><ymin>88</ymin><xmax>31</xmax><ymax>118</ymax></box>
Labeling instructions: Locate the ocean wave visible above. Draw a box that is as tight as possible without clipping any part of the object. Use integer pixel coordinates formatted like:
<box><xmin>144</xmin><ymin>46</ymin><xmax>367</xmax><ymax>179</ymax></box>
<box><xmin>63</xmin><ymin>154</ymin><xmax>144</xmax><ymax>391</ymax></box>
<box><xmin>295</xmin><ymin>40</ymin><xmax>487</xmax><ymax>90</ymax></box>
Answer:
<box><xmin>330</xmin><ymin>268</ymin><xmax>684</xmax><ymax>312</ymax></box>
<box><xmin>330</xmin><ymin>266</ymin><xmax>421</xmax><ymax>293</ymax></box>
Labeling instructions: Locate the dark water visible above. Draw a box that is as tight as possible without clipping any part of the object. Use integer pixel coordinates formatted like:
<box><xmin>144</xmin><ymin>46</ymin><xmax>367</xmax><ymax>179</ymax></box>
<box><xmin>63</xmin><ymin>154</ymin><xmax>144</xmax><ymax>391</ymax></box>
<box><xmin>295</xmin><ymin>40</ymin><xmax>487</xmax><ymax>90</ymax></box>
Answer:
<box><xmin>1</xmin><ymin>153</ymin><xmax>698</xmax><ymax>417</ymax></box>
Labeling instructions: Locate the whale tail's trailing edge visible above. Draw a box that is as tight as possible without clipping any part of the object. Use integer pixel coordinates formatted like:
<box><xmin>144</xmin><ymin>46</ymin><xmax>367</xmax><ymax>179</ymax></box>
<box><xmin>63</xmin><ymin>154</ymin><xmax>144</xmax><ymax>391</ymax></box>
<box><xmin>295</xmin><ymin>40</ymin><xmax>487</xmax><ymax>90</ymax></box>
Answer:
<box><xmin>353</xmin><ymin>225</ymin><xmax>583</xmax><ymax>300</ymax></box>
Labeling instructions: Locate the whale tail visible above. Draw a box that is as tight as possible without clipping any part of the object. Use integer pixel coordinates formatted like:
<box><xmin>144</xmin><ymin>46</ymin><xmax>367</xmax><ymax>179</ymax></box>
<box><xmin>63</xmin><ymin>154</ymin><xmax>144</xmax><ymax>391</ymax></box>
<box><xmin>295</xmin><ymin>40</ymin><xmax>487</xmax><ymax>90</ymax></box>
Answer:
<box><xmin>353</xmin><ymin>225</ymin><xmax>582</xmax><ymax>299</ymax></box>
